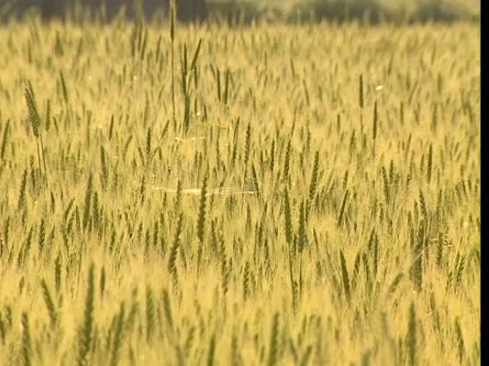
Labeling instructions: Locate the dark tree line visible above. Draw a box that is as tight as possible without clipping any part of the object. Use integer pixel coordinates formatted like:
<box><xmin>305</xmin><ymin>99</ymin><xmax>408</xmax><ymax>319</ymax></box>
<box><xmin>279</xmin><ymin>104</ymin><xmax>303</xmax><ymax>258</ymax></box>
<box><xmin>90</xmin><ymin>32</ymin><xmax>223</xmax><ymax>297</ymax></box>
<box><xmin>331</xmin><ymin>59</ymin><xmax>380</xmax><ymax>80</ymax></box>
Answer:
<box><xmin>2</xmin><ymin>0</ymin><xmax>208</xmax><ymax>22</ymax></box>
<box><xmin>1</xmin><ymin>0</ymin><xmax>477</xmax><ymax>24</ymax></box>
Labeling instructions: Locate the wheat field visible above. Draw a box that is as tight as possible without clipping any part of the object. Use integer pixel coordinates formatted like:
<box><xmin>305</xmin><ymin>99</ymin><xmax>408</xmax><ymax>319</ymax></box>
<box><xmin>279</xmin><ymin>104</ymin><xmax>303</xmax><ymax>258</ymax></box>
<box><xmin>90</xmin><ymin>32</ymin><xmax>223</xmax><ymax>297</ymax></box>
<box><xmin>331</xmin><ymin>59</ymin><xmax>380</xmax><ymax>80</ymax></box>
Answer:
<box><xmin>0</xmin><ymin>17</ymin><xmax>480</xmax><ymax>366</ymax></box>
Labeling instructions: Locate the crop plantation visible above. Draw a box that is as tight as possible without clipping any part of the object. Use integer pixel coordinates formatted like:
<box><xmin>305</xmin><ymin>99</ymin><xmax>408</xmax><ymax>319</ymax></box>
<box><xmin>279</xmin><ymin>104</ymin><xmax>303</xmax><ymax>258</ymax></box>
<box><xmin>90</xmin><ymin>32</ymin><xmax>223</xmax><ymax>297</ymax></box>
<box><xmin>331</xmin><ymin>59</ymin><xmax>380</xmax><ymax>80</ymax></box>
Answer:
<box><xmin>0</xmin><ymin>15</ymin><xmax>480</xmax><ymax>366</ymax></box>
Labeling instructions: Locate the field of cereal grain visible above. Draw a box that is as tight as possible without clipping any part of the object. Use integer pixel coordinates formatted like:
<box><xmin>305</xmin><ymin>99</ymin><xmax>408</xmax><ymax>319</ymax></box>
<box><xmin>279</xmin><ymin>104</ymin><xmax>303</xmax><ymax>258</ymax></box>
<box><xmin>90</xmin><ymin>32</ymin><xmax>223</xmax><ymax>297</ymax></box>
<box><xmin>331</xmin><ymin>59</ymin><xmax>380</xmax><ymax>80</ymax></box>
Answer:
<box><xmin>0</xmin><ymin>16</ymin><xmax>480</xmax><ymax>366</ymax></box>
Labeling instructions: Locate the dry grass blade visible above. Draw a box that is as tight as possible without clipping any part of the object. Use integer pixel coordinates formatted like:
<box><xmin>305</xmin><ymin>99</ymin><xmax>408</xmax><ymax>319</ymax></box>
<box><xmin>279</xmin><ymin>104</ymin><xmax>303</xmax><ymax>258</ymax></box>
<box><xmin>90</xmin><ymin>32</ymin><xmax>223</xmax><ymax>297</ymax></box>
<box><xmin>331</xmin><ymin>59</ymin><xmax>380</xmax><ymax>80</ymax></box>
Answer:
<box><xmin>152</xmin><ymin>186</ymin><xmax>256</xmax><ymax>196</ymax></box>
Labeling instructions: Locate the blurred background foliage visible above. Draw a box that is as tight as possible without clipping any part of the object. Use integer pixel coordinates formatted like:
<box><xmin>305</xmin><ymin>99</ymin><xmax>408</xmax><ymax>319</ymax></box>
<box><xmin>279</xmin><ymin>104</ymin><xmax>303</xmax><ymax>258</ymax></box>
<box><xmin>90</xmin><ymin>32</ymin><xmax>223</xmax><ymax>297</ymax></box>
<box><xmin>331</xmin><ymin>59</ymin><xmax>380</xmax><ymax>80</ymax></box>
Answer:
<box><xmin>0</xmin><ymin>0</ymin><xmax>480</xmax><ymax>24</ymax></box>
